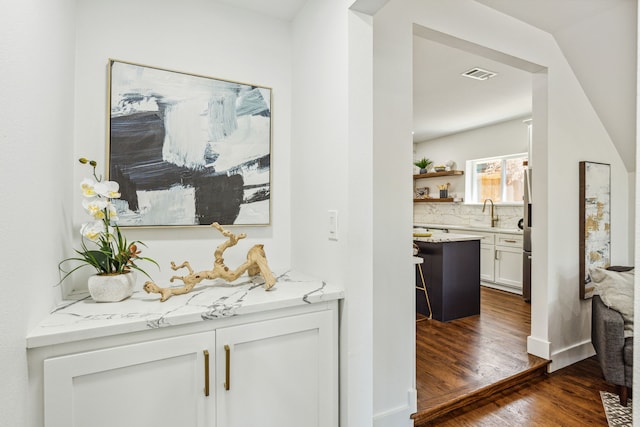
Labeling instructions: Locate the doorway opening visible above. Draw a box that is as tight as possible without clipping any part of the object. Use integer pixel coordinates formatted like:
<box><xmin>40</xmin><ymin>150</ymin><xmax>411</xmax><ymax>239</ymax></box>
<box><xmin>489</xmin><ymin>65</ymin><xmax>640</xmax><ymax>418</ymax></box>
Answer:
<box><xmin>411</xmin><ymin>24</ymin><xmax>548</xmax><ymax>421</ymax></box>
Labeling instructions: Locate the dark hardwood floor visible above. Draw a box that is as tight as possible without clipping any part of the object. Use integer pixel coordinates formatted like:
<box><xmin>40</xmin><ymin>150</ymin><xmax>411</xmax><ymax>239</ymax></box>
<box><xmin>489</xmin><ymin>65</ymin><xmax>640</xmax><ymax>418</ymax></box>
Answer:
<box><xmin>414</xmin><ymin>286</ymin><xmax>617</xmax><ymax>426</ymax></box>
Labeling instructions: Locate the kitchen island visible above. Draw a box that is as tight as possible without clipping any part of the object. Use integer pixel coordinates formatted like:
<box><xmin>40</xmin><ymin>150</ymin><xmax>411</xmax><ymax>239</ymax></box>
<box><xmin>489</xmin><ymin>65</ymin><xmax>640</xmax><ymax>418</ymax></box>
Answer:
<box><xmin>414</xmin><ymin>233</ymin><xmax>481</xmax><ymax>321</ymax></box>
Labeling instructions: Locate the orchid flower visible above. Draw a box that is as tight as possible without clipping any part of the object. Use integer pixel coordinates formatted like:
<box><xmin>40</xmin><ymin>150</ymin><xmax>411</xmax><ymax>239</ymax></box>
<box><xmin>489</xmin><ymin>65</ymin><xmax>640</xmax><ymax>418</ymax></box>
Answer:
<box><xmin>94</xmin><ymin>181</ymin><xmax>121</xmax><ymax>199</ymax></box>
<box><xmin>80</xmin><ymin>221</ymin><xmax>105</xmax><ymax>242</ymax></box>
<box><xmin>82</xmin><ymin>198</ymin><xmax>108</xmax><ymax>220</ymax></box>
<box><xmin>80</xmin><ymin>178</ymin><xmax>97</xmax><ymax>198</ymax></box>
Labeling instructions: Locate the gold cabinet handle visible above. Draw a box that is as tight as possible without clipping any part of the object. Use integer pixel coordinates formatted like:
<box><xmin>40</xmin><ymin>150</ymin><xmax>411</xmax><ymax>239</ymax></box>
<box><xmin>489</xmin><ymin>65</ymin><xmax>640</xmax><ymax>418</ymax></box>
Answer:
<box><xmin>203</xmin><ymin>350</ymin><xmax>210</xmax><ymax>397</ymax></box>
<box><xmin>224</xmin><ymin>344</ymin><xmax>231</xmax><ymax>391</ymax></box>
<box><xmin>504</xmin><ymin>239</ymin><xmax>517</xmax><ymax>243</ymax></box>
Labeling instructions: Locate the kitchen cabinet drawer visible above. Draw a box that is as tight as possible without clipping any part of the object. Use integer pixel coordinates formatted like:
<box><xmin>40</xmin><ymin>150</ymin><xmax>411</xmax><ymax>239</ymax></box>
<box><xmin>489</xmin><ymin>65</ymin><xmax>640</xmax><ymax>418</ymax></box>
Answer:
<box><xmin>449</xmin><ymin>229</ymin><xmax>495</xmax><ymax>244</ymax></box>
<box><xmin>496</xmin><ymin>233</ymin><xmax>522</xmax><ymax>247</ymax></box>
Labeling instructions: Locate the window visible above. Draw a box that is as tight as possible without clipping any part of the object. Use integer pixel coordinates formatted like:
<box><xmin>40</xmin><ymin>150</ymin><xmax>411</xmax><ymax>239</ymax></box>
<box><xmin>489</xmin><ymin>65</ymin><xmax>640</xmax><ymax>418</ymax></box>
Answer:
<box><xmin>465</xmin><ymin>153</ymin><xmax>527</xmax><ymax>204</ymax></box>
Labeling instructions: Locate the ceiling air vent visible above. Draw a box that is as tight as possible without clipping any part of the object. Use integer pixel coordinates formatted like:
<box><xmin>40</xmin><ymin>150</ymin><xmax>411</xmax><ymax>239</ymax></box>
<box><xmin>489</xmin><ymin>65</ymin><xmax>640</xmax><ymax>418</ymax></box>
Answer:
<box><xmin>462</xmin><ymin>67</ymin><xmax>498</xmax><ymax>81</ymax></box>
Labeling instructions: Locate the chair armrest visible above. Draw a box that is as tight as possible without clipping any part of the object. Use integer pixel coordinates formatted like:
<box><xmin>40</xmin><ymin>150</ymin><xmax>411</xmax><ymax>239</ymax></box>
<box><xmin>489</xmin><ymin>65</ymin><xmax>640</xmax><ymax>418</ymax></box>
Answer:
<box><xmin>592</xmin><ymin>295</ymin><xmax>626</xmax><ymax>384</ymax></box>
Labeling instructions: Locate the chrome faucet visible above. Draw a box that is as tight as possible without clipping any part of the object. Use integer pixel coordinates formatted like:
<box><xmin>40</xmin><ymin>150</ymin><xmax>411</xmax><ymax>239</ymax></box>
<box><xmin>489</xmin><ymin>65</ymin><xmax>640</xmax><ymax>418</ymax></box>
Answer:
<box><xmin>482</xmin><ymin>198</ymin><xmax>498</xmax><ymax>228</ymax></box>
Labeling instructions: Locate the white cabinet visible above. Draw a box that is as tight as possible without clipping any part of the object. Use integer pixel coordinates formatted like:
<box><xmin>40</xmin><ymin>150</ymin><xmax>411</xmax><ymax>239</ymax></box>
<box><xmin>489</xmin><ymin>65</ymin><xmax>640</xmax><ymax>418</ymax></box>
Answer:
<box><xmin>476</xmin><ymin>231</ymin><xmax>496</xmax><ymax>282</ymax></box>
<box><xmin>495</xmin><ymin>244</ymin><xmax>523</xmax><ymax>289</ymax></box>
<box><xmin>480</xmin><ymin>243</ymin><xmax>495</xmax><ymax>282</ymax></box>
<box><xmin>492</xmin><ymin>233</ymin><xmax>524</xmax><ymax>293</ymax></box>
<box><xmin>216</xmin><ymin>310</ymin><xmax>337</xmax><ymax>427</ymax></box>
<box><xmin>449</xmin><ymin>229</ymin><xmax>523</xmax><ymax>294</ymax></box>
<box><xmin>44</xmin><ymin>332</ymin><xmax>215</xmax><ymax>427</ymax></box>
<box><xmin>41</xmin><ymin>305</ymin><xmax>338</xmax><ymax>427</ymax></box>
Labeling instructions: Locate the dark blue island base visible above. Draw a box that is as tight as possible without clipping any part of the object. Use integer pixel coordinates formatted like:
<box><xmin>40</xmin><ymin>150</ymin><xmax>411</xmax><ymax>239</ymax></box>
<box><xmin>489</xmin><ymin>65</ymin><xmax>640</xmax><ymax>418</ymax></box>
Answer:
<box><xmin>414</xmin><ymin>239</ymin><xmax>481</xmax><ymax>322</ymax></box>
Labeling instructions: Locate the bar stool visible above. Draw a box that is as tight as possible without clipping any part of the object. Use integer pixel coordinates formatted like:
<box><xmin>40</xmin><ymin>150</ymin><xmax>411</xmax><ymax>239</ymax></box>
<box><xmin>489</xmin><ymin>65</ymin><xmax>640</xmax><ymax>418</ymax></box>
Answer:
<box><xmin>414</xmin><ymin>252</ymin><xmax>432</xmax><ymax>320</ymax></box>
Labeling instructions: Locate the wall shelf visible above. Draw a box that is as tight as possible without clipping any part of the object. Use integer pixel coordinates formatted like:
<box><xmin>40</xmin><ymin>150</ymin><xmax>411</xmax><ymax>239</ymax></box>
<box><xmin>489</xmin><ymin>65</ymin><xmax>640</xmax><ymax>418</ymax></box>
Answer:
<box><xmin>413</xmin><ymin>170</ymin><xmax>464</xmax><ymax>179</ymax></box>
<box><xmin>414</xmin><ymin>198</ymin><xmax>454</xmax><ymax>203</ymax></box>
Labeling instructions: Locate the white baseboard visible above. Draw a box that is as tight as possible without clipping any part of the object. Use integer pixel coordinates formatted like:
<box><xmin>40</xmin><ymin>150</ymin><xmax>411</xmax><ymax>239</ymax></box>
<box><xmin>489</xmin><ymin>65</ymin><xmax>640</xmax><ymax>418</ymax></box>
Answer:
<box><xmin>408</xmin><ymin>387</ymin><xmax>417</xmax><ymax>413</ymax></box>
<box><xmin>528</xmin><ymin>336</ymin><xmax>596</xmax><ymax>373</ymax></box>
<box><xmin>549</xmin><ymin>339</ymin><xmax>595</xmax><ymax>372</ymax></box>
<box><xmin>527</xmin><ymin>335</ymin><xmax>551</xmax><ymax>360</ymax></box>
<box><xmin>480</xmin><ymin>281</ymin><xmax>522</xmax><ymax>295</ymax></box>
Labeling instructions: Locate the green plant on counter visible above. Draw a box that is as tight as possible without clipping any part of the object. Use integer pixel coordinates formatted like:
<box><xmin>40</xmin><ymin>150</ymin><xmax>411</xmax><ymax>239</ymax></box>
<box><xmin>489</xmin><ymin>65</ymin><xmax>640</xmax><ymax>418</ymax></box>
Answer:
<box><xmin>414</xmin><ymin>157</ymin><xmax>433</xmax><ymax>170</ymax></box>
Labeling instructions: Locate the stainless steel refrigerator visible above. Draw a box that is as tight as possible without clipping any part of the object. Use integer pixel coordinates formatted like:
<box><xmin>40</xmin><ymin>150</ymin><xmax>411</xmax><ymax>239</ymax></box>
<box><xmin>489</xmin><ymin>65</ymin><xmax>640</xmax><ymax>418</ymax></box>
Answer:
<box><xmin>523</xmin><ymin>167</ymin><xmax>532</xmax><ymax>302</ymax></box>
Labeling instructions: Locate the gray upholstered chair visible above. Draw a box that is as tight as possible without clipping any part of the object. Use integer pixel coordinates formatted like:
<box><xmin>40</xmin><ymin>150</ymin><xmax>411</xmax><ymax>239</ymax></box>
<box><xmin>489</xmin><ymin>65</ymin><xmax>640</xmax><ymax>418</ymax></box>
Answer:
<box><xmin>591</xmin><ymin>294</ymin><xmax>633</xmax><ymax>406</ymax></box>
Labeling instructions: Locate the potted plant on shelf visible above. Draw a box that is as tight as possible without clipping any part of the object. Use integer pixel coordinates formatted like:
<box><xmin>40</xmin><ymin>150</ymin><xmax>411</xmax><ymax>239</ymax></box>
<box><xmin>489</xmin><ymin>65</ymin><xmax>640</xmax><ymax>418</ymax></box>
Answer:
<box><xmin>58</xmin><ymin>157</ymin><xmax>158</xmax><ymax>302</ymax></box>
<box><xmin>414</xmin><ymin>157</ymin><xmax>433</xmax><ymax>174</ymax></box>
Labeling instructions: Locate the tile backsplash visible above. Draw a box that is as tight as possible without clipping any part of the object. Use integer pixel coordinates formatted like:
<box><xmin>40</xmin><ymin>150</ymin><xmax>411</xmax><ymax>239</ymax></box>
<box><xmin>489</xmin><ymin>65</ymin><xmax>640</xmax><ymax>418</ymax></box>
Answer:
<box><xmin>414</xmin><ymin>202</ymin><xmax>523</xmax><ymax>230</ymax></box>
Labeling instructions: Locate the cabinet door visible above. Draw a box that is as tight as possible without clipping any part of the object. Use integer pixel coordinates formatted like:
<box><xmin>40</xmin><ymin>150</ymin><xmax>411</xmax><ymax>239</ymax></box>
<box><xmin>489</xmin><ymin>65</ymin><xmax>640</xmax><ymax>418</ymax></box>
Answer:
<box><xmin>480</xmin><ymin>243</ymin><xmax>495</xmax><ymax>282</ymax></box>
<box><xmin>44</xmin><ymin>332</ymin><xmax>215</xmax><ymax>427</ymax></box>
<box><xmin>216</xmin><ymin>310</ymin><xmax>337</xmax><ymax>427</ymax></box>
<box><xmin>495</xmin><ymin>245</ymin><xmax>524</xmax><ymax>291</ymax></box>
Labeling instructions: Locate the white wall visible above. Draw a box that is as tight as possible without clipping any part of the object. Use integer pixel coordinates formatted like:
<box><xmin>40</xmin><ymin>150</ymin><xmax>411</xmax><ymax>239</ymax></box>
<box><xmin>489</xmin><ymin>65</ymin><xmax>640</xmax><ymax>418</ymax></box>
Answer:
<box><xmin>291</xmin><ymin>2</ymin><xmax>374</xmax><ymax>426</ymax></box>
<box><xmin>414</xmin><ymin>117</ymin><xmax>530</xmax><ymax>175</ymax></box>
<box><xmin>372</xmin><ymin>3</ymin><xmax>631</xmax><ymax>424</ymax></box>
<box><xmin>346</xmin><ymin>9</ymin><xmax>375</xmax><ymax>427</ymax></box>
<box><xmin>70</xmin><ymin>0</ymin><xmax>293</xmax><ymax>294</ymax></box>
<box><xmin>0</xmin><ymin>0</ymin><xmax>77</xmax><ymax>425</ymax></box>
<box><xmin>554</xmin><ymin>0</ymin><xmax>637</xmax><ymax>173</ymax></box>
<box><xmin>291</xmin><ymin>0</ymin><xmax>348</xmax><ymax>282</ymax></box>
<box><xmin>372</xmin><ymin>2</ymin><xmax>416</xmax><ymax>425</ymax></box>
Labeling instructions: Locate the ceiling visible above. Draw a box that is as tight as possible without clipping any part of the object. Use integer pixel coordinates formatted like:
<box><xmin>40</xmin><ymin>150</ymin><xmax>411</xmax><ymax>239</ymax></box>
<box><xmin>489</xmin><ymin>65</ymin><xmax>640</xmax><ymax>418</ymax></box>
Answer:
<box><xmin>474</xmin><ymin>0</ymin><xmax>628</xmax><ymax>33</ymax></box>
<box><xmin>412</xmin><ymin>35</ymin><xmax>533</xmax><ymax>142</ymax></box>
<box><xmin>414</xmin><ymin>0</ymin><xmax>634</xmax><ymax>146</ymax></box>
<box><xmin>216</xmin><ymin>0</ymin><xmax>304</xmax><ymax>21</ymax></box>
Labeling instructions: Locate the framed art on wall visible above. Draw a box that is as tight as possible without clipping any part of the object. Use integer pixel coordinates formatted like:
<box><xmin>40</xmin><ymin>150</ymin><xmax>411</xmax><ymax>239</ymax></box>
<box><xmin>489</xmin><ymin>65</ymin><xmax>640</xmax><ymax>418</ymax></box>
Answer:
<box><xmin>108</xmin><ymin>59</ymin><xmax>272</xmax><ymax>227</ymax></box>
<box><xmin>579</xmin><ymin>161</ymin><xmax>611</xmax><ymax>299</ymax></box>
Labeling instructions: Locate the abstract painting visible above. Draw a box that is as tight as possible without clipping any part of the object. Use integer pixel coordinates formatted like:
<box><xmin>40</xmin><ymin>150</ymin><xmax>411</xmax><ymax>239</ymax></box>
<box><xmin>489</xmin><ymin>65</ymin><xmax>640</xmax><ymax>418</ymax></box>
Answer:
<box><xmin>579</xmin><ymin>161</ymin><xmax>611</xmax><ymax>299</ymax></box>
<box><xmin>108</xmin><ymin>59</ymin><xmax>271</xmax><ymax>227</ymax></box>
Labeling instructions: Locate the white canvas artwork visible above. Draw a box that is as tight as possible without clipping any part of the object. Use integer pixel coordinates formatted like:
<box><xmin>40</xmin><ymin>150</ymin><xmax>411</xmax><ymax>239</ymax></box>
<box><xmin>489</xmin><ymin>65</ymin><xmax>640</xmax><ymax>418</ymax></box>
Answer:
<box><xmin>580</xmin><ymin>161</ymin><xmax>611</xmax><ymax>299</ymax></box>
<box><xmin>108</xmin><ymin>60</ymin><xmax>271</xmax><ymax>226</ymax></box>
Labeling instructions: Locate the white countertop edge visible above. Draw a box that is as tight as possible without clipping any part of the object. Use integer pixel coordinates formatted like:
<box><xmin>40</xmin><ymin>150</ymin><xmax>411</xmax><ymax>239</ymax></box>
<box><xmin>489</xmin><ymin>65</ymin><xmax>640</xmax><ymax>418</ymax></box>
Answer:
<box><xmin>26</xmin><ymin>271</ymin><xmax>344</xmax><ymax>349</ymax></box>
<box><xmin>414</xmin><ymin>223</ymin><xmax>523</xmax><ymax>235</ymax></box>
<box><xmin>414</xmin><ymin>233</ymin><xmax>482</xmax><ymax>243</ymax></box>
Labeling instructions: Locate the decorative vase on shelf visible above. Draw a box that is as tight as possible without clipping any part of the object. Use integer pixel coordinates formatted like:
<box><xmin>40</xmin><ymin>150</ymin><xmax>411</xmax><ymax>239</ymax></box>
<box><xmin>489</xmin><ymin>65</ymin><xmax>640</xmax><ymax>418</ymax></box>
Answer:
<box><xmin>88</xmin><ymin>271</ymin><xmax>136</xmax><ymax>302</ymax></box>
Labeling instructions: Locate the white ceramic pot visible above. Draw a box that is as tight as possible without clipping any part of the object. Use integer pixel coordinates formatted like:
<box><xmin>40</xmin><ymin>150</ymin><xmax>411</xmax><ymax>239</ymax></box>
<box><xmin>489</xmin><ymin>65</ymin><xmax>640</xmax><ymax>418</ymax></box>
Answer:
<box><xmin>88</xmin><ymin>271</ymin><xmax>136</xmax><ymax>302</ymax></box>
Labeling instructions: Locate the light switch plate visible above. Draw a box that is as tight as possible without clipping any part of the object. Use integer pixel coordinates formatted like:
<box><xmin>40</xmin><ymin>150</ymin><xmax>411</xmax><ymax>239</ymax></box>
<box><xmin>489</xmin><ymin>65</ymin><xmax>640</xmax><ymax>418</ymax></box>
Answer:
<box><xmin>328</xmin><ymin>210</ymin><xmax>338</xmax><ymax>241</ymax></box>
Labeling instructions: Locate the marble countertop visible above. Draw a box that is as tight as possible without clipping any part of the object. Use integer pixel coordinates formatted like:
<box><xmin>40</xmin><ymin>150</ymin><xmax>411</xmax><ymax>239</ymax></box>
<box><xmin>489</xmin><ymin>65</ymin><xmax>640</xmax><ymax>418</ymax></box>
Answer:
<box><xmin>26</xmin><ymin>270</ymin><xmax>343</xmax><ymax>349</ymax></box>
<box><xmin>414</xmin><ymin>223</ymin><xmax>523</xmax><ymax>235</ymax></box>
<box><xmin>414</xmin><ymin>232</ymin><xmax>482</xmax><ymax>243</ymax></box>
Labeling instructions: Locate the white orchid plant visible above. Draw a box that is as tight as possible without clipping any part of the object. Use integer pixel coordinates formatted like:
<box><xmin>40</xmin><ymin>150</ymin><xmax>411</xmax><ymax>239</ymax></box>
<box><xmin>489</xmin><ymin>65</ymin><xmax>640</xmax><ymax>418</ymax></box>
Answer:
<box><xmin>58</xmin><ymin>157</ymin><xmax>158</xmax><ymax>282</ymax></box>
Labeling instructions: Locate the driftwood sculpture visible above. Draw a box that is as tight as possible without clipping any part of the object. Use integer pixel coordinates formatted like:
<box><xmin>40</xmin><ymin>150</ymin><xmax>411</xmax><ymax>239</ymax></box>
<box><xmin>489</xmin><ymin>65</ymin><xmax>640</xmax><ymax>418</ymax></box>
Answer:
<box><xmin>143</xmin><ymin>222</ymin><xmax>276</xmax><ymax>302</ymax></box>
